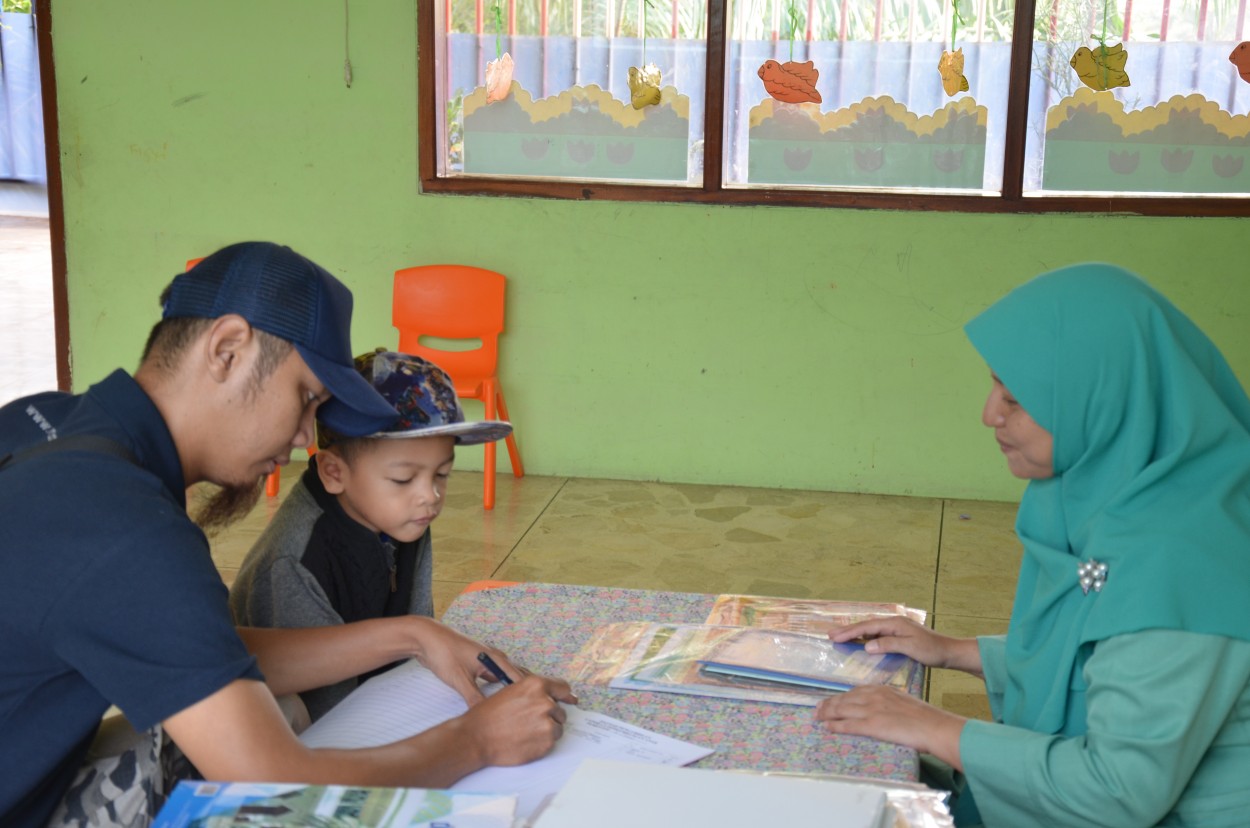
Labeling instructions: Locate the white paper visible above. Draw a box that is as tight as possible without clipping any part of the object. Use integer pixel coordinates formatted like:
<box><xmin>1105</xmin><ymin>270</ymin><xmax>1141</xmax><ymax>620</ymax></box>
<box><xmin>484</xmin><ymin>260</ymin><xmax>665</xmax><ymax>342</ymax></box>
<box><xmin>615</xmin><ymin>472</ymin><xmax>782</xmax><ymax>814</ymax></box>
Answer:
<box><xmin>531</xmin><ymin>759</ymin><xmax>892</xmax><ymax>828</ymax></box>
<box><xmin>300</xmin><ymin>659</ymin><xmax>713</xmax><ymax>819</ymax></box>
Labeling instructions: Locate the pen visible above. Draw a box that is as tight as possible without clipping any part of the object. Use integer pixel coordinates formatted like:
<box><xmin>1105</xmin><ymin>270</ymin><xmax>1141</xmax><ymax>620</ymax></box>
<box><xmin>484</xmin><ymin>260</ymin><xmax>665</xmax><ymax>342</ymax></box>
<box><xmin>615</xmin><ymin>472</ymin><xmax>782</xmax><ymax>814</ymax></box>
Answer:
<box><xmin>477</xmin><ymin>651</ymin><xmax>514</xmax><ymax>685</ymax></box>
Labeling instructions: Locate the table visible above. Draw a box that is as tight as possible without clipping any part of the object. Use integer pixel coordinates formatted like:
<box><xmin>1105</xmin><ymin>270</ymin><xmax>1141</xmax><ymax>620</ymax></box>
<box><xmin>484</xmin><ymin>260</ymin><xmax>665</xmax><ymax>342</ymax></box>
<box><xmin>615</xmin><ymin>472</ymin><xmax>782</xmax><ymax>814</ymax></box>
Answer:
<box><xmin>442</xmin><ymin>582</ymin><xmax>920</xmax><ymax>783</ymax></box>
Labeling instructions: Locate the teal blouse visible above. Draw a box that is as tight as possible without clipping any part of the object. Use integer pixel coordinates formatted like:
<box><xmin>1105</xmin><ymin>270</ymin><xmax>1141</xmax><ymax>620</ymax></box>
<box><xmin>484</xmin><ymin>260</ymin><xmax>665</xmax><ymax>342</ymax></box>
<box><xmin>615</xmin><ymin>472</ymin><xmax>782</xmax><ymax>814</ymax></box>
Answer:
<box><xmin>962</xmin><ymin>630</ymin><xmax>1250</xmax><ymax>826</ymax></box>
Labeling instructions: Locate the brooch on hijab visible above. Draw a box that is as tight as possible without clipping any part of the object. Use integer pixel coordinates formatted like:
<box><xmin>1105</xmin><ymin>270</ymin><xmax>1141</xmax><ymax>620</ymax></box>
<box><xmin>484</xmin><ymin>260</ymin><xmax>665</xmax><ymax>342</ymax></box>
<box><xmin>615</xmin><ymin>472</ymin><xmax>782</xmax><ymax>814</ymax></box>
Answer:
<box><xmin>1078</xmin><ymin>559</ymin><xmax>1108</xmax><ymax>595</ymax></box>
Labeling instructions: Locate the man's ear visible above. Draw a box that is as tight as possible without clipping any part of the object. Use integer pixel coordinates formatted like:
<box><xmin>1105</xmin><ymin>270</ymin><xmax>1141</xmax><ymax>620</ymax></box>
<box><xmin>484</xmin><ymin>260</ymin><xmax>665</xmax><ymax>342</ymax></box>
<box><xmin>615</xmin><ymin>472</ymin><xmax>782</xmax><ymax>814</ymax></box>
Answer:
<box><xmin>204</xmin><ymin>314</ymin><xmax>254</xmax><ymax>384</ymax></box>
<box><xmin>317</xmin><ymin>448</ymin><xmax>349</xmax><ymax>494</ymax></box>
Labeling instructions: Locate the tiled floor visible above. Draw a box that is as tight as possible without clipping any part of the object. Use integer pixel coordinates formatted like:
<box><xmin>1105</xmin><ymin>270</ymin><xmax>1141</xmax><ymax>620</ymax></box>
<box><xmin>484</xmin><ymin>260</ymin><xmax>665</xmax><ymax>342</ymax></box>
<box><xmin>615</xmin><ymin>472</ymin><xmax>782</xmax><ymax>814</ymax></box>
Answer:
<box><xmin>0</xmin><ymin>212</ymin><xmax>57</xmax><ymax>406</ymax></box>
<box><xmin>207</xmin><ymin>463</ymin><xmax>1021</xmax><ymax>721</ymax></box>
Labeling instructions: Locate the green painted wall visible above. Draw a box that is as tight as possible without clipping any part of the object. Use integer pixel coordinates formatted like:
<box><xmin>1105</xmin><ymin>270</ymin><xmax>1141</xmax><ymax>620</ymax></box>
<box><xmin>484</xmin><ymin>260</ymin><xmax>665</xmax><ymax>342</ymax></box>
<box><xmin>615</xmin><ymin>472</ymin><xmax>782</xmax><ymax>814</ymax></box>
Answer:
<box><xmin>50</xmin><ymin>1</ymin><xmax>1249</xmax><ymax>502</ymax></box>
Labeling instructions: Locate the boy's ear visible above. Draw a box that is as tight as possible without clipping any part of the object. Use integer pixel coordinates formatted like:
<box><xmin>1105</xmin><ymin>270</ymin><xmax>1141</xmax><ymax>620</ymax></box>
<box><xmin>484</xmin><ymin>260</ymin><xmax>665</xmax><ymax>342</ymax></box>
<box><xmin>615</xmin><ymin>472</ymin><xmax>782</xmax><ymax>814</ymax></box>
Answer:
<box><xmin>316</xmin><ymin>448</ymin><xmax>349</xmax><ymax>495</ymax></box>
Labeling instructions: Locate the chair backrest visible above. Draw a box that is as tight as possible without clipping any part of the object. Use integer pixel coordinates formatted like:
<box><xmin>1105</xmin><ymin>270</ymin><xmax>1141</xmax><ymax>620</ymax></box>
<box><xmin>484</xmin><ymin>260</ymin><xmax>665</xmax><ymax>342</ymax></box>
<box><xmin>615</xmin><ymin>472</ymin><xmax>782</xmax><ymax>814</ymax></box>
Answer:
<box><xmin>392</xmin><ymin>265</ymin><xmax>507</xmax><ymax>381</ymax></box>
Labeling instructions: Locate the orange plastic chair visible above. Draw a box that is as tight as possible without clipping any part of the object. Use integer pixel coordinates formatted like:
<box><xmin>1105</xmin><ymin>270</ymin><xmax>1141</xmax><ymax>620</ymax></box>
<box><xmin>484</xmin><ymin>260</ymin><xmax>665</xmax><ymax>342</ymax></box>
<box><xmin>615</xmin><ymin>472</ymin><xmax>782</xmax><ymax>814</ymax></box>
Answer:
<box><xmin>392</xmin><ymin>265</ymin><xmax>524</xmax><ymax>510</ymax></box>
<box><xmin>185</xmin><ymin>256</ymin><xmax>314</xmax><ymax>497</ymax></box>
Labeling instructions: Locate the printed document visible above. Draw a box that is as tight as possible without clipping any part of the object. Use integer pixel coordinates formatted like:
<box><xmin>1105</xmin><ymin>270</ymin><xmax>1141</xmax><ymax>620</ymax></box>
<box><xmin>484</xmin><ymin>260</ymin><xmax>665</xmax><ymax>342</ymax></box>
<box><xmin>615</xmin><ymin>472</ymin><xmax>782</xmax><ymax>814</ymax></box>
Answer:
<box><xmin>300</xmin><ymin>659</ymin><xmax>713</xmax><ymax>819</ymax></box>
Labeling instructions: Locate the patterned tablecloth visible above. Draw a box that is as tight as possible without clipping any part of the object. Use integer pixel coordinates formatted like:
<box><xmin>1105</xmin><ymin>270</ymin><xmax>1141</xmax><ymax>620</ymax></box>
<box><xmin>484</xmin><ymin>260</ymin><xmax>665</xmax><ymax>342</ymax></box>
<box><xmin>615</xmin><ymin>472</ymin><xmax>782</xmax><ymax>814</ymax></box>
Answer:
<box><xmin>442</xmin><ymin>582</ymin><xmax>920</xmax><ymax>783</ymax></box>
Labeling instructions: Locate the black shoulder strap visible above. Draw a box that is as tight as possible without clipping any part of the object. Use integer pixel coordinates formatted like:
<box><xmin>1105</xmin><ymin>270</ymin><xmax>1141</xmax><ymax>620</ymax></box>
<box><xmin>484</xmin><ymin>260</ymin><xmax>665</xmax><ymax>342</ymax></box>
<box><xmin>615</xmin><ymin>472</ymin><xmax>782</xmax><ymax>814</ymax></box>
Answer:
<box><xmin>0</xmin><ymin>434</ymin><xmax>139</xmax><ymax>472</ymax></box>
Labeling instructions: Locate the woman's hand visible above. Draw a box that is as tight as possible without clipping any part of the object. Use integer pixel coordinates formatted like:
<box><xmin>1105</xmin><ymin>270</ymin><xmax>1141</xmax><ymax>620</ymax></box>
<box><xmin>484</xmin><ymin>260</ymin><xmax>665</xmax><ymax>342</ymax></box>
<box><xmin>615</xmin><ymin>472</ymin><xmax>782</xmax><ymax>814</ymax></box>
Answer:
<box><xmin>831</xmin><ymin>616</ymin><xmax>983</xmax><ymax>677</ymax></box>
<box><xmin>815</xmin><ymin>685</ymin><xmax>967</xmax><ymax>771</ymax></box>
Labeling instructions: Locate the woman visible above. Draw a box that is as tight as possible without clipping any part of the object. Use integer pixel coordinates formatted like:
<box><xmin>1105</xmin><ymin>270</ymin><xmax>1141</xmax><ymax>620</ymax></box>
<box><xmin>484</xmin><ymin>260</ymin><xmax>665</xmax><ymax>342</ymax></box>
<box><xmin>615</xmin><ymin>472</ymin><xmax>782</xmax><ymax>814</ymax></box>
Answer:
<box><xmin>816</xmin><ymin>263</ymin><xmax>1250</xmax><ymax>826</ymax></box>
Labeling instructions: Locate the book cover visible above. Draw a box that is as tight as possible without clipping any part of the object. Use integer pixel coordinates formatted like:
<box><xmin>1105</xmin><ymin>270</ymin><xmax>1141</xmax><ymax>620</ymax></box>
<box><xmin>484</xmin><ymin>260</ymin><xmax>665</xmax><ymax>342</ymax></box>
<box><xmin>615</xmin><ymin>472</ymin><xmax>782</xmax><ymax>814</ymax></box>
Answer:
<box><xmin>151</xmin><ymin>780</ymin><xmax>517</xmax><ymax>828</ymax></box>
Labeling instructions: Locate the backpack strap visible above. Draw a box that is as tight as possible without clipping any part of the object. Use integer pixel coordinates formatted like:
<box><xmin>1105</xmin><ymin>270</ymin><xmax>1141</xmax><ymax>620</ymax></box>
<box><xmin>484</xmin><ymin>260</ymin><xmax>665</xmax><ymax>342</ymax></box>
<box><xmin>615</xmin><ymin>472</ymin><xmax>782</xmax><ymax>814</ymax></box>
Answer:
<box><xmin>0</xmin><ymin>434</ymin><xmax>139</xmax><ymax>472</ymax></box>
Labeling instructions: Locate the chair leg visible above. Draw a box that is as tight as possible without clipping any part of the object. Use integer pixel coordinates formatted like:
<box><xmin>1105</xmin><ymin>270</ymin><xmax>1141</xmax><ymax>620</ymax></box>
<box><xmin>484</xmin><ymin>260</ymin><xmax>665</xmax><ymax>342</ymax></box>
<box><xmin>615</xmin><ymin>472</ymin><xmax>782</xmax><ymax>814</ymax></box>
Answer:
<box><xmin>483</xmin><ymin>380</ymin><xmax>498</xmax><ymax>510</ymax></box>
<box><xmin>495</xmin><ymin>389</ymin><xmax>525</xmax><ymax>478</ymax></box>
<box><xmin>483</xmin><ymin>439</ymin><xmax>496</xmax><ymax>510</ymax></box>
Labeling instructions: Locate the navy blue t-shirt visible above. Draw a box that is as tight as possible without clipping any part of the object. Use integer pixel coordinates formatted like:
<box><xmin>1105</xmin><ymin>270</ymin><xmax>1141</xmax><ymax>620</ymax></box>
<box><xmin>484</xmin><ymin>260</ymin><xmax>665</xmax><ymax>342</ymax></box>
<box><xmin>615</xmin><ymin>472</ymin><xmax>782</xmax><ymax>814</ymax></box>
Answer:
<box><xmin>0</xmin><ymin>371</ymin><xmax>262</xmax><ymax>827</ymax></box>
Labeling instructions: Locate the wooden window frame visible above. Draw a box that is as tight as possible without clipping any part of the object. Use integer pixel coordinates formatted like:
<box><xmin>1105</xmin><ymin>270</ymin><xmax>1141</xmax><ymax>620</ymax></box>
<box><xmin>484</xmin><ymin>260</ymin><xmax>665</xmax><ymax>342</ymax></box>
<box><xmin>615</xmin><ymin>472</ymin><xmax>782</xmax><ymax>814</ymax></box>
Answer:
<box><xmin>417</xmin><ymin>0</ymin><xmax>1250</xmax><ymax>217</ymax></box>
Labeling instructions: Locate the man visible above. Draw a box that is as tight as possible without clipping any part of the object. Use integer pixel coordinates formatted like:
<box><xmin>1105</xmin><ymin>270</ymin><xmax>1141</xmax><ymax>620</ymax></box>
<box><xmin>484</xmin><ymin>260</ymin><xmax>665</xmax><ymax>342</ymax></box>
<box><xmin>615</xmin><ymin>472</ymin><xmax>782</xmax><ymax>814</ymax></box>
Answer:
<box><xmin>0</xmin><ymin>242</ymin><xmax>572</xmax><ymax>827</ymax></box>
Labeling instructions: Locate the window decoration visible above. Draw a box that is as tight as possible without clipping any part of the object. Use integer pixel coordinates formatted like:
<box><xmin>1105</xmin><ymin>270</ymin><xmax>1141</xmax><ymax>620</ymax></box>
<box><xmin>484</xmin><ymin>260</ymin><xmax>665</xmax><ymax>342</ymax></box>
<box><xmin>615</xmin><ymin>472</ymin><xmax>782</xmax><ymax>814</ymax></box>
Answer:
<box><xmin>443</xmin><ymin>0</ymin><xmax>704</xmax><ymax>185</ymax></box>
<box><xmin>422</xmin><ymin>1</ymin><xmax>1250</xmax><ymax>213</ymax></box>
<box><xmin>731</xmin><ymin>0</ymin><xmax>997</xmax><ymax>193</ymax></box>
<box><xmin>1029</xmin><ymin>0</ymin><xmax>1250</xmax><ymax>196</ymax></box>
<box><xmin>629</xmin><ymin>1</ymin><xmax>665</xmax><ymax>108</ymax></box>
<box><xmin>939</xmin><ymin>0</ymin><xmax>971</xmax><ymax>96</ymax></box>
<box><xmin>484</xmin><ymin>4</ymin><xmax>516</xmax><ymax>104</ymax></box>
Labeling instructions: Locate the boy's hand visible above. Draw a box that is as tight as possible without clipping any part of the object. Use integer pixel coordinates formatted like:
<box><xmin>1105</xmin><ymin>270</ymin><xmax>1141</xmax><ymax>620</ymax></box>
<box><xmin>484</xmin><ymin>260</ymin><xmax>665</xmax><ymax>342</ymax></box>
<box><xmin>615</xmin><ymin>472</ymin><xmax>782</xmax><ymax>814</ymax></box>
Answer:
<box><xmin>460</xmin><ymin>675</ymin><xmax>573</xmax><ymax>766</ymax></box>
<box><xmin>409</xmin><ymin>617</ymin><xmax>578</xmax><ymax>706</ymax></box>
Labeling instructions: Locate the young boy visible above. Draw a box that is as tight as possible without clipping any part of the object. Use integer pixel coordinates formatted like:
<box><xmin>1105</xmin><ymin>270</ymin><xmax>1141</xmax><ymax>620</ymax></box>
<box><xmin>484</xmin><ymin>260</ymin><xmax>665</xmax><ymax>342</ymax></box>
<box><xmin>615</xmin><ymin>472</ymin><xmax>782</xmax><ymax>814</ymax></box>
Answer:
<box><xmin>230</xmin><ymin>348</ymin><xmax>514</xmax><ymax>720</ymax></box>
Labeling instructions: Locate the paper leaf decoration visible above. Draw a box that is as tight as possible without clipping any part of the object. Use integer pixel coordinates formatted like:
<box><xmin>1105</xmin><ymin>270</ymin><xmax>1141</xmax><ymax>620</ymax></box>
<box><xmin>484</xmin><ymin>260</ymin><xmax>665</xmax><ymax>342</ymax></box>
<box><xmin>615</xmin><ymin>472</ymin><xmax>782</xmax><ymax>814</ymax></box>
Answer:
<box><xmin>628</xmin><ymin>63</ymin><xmax>662</xmax><ymax>110</ymax></box>
<box><xmin>1070</xmin><ymin>43</ymin><xmax>1131</xmax><ymax>91</ymax></box>
<box><xmin>758</xmin><ymin>60</ymin><xmax>822</xmax><ymax>104</ymax></box>
<box><xmin>1231</xmin><ymin>42</ymin><xmax>1250</xmax><ymax>84</ymax></box>
<box><xmin>485</xmin><ymin>52</ymin><xmax>514</xmax><ymax>103</ymax></box>
<box><xmin>938</xmin><ymin>49</ymin><xmax>970</xmax><ymax>97</ymax></box>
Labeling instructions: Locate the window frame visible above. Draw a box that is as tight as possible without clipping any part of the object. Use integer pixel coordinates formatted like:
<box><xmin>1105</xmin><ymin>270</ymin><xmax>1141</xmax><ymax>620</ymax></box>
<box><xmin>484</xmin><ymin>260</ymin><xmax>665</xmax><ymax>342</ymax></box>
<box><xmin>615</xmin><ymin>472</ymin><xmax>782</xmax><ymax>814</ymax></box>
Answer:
<box><xmin>417</xmin><ymin>0</ymin><xmax>1250</xmax><ymax>216</ymax></box>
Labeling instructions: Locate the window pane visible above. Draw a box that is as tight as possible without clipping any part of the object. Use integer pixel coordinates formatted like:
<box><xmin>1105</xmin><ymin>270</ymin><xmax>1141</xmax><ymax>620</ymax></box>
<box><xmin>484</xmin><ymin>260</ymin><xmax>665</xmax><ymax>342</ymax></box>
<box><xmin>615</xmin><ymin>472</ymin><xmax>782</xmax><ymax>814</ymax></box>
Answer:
<box><xmin>723</xmin><ymin>0</ymin><xmax>1015</xmax><ymax>194</ymax></box>
<box><xmin>435</xmin><ymin>1</ymin><xmax>707</xmax><ymax>185</ymax></box>
<box><xmin>1025</xmin><ymin>0</ymin><xmax>1250</xmax><ymax>196</ymax></box>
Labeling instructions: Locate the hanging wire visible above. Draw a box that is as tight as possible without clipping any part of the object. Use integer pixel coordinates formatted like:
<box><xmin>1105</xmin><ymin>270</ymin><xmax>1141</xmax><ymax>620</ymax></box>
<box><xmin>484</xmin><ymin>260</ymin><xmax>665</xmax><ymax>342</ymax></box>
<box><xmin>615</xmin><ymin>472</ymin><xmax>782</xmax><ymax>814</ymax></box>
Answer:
<box><xmin>949</xmin><ymin>0</ymin><xmax>967</xmax><ymax>50</ymax></box>
<box><xmin>643</xmin><ymin>0</ymin><xmax>649</xmax><ymax>64</ymax></box>
<box><xmin>1091</xmin><ymin>0</ymin><xmax>1113</xmax><ymax>89</ymax></box>
<box><xmin>493</xmin><ymin>1</ymin><xmax>504</xmax><ymax>58</ymax></box>
<box><xmin>787</xmin><ymin>1</ymin><xmax>802</xmax><ymax>60</ymax></box>
<box><xmin>344</xmin><ymin>0</ymin><xmax>353</xmax><ymax>87</ymax></box>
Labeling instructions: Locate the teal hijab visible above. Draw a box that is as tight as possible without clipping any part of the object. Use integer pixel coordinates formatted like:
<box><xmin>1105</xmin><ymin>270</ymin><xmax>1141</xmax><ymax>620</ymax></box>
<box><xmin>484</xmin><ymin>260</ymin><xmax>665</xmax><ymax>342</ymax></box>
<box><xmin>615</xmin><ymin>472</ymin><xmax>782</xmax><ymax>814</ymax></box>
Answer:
<box><xmin>965</xmin><ymin>263</ymin><xmax>1250</xmax><ymax>735</ymax></box>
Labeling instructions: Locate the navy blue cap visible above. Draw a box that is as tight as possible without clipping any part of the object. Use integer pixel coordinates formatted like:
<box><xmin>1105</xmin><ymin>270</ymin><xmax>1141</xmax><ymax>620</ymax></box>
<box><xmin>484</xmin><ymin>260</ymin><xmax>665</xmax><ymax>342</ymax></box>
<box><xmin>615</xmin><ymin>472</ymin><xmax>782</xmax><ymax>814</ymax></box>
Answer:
<box><xmin>162</xmin><ymin>242</ymin><xmax>398</xmax><ymax>436</ymax></box>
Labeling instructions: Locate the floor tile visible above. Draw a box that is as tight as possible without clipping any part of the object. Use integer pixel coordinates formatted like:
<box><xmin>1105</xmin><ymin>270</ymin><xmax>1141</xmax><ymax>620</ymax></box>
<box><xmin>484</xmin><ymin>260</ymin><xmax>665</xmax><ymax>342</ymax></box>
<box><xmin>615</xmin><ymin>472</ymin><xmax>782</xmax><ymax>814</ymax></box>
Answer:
<box><xmin>494</xmin><ymin>479</ymin><xmax>942</xmax><ymax>608</ymax></box>
<box><xmin>432</xmin><ymin>471</ymin><xmax>567</xmax><ymax>581</ymax></box>
<box><xmin>935</xmin><ymin>499</ymin><xmax>1021</xmax><ymax>620</ymax></box>
<box><xmin>926</xmin><ymin>613</ymin><xmax>1011</xmax><ymax>721</ymax></box>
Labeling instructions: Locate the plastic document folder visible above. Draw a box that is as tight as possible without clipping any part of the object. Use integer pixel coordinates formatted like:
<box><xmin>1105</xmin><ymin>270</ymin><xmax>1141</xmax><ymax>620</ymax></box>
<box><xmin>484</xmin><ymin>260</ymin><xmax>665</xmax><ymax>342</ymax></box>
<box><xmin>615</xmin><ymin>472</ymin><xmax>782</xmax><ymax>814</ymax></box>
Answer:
<box><xmin>698</xmin><ymin>627</ymin><xmax>912</xmax><ymax>692</ymax></box>
<box><xmin>531</xmin><ymin>759</ymin><xmax>892</xmax><ymax>828</ymax></box>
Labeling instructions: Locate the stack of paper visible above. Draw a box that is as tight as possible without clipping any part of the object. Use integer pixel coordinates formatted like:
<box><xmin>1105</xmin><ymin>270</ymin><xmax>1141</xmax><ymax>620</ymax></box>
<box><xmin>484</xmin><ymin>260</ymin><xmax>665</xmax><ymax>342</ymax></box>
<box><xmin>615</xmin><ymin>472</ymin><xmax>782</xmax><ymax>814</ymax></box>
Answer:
<box><xmin>531</xmin><ymin>759</ymin><xmax>893</xmax><ymax>828</ymax></box>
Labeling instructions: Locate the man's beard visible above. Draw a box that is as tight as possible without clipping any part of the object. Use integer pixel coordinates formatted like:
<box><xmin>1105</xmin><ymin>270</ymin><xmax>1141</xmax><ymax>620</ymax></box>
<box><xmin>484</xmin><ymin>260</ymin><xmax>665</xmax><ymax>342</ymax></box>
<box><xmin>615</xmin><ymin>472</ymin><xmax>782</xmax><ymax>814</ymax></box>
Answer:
<box><xmin>190</xmin><ymin>479</ymin><xmax>263</xmax><ymax>535</ymax></box>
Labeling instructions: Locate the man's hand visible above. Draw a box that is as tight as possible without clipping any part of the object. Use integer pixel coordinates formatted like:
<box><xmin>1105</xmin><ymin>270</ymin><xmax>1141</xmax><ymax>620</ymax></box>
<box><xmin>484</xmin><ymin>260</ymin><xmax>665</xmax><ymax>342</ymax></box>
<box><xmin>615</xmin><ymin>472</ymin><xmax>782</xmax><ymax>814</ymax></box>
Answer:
<box><xmin>458</xmin><ymin>675</ymin><xmax>574</xmax><ymax>766</ymax></box>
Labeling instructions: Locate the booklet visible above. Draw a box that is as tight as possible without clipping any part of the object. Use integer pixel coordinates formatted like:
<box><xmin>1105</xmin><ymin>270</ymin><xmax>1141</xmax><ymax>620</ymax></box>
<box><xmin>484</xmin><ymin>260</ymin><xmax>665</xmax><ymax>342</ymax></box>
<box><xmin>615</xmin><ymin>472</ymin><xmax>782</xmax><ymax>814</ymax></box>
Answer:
<box><xmin>152</xmin><ymin>780</ymin><xmax>516</xmax><ymax>827</ymax></box>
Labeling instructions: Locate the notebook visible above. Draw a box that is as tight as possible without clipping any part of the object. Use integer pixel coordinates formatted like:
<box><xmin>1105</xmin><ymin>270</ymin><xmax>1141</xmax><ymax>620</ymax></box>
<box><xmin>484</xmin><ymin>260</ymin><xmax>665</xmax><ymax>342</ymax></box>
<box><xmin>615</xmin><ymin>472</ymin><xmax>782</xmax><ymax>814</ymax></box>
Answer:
<box><xmin>531</xmin><ymin>759</ymin><xmax>893</xmax><ymax>828</ymax></box>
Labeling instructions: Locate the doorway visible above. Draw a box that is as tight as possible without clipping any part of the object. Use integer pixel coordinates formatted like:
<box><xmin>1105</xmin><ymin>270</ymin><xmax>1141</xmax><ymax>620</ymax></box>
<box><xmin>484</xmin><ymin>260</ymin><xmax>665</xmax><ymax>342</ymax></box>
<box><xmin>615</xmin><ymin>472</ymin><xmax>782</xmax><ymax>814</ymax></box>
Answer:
<box><xmin>0</xmin><ymin>0</ymin><xmax>58</xmax><ymax>406</ymax></box>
